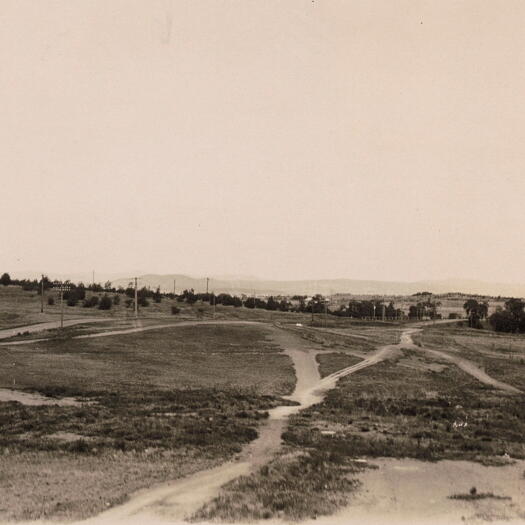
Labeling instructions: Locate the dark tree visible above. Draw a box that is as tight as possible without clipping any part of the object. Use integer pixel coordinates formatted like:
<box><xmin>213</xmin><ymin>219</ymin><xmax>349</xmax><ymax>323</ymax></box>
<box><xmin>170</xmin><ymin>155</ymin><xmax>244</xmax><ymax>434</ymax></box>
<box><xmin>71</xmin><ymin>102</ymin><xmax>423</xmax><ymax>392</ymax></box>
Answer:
<box><xmin>0</xmin><ymin>273</ymin><xmax>11</xmax><ymax>286</ymax></box>
<box><xmin>489</xmin><ymin>298</ymin><xmax>525</xmax><ymax>332</ymax></box>
<box><xmin>153</xmin><ymin>287</ymin><xmax>162</xmax><ymax>303</ymax></box>
<box><xmin>463</xmin><ymin>299</ymin><xmax>488</xmax><ymax>328</ymax></box>
<box><xmin>266</xmin><ymin>296</ymin><xmax>280</xmax><ymax>311</ymax></box>
<box><xmin>244</xmin><ymin>297</ymin><xmax>256</xmax><ymax>309</ymax></box>
<box><xmin>98</xmin><ymin>294</ymin><xmax>112</xmax><ymax>310</ymax></box>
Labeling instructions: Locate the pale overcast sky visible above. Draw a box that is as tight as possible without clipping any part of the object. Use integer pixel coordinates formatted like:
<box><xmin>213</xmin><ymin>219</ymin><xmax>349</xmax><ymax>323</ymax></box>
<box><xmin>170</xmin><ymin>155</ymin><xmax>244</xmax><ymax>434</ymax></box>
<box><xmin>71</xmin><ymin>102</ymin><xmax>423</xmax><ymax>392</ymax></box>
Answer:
<box><xmin>2</xmin><ymin>1</ymin><xmax>525</xmax><ymax>282</ymax></box>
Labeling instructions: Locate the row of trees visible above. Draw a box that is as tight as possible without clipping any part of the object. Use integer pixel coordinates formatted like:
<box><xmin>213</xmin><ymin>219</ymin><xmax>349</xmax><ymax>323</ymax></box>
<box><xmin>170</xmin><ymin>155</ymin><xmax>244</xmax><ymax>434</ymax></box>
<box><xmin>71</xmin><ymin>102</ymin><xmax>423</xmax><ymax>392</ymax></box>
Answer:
<box><xmin>5</xmin><ymin>272</ymin><xmax>525</xmax><ymax>332</ymax></box>
<box><xmin>176</xmin><ymin>289</ymin><xmax>291</xmax><ymax>311</ymax></box>
<box><xmin>333</xmin><ymin>300</ymin><xmax>404</xmax><ymax>320</ymax></box>
<box><xmin>174</xmin><ymin>289</ymin><xmax>408</xmax><ymax>319</ymax></box>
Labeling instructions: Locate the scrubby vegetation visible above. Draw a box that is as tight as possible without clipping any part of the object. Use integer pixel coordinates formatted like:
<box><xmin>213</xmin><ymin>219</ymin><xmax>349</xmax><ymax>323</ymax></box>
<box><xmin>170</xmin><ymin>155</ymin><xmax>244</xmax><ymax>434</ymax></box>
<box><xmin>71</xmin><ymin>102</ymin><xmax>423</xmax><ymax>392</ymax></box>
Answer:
<box><xmin>0</xmin><ymin>324</ymin><xmax>296</xmax><ymax>521</ymax></box>
<box><xmin>285</xmin><ymin>359</ymin><xmax>525</xmax><ymax>464</ymax></box>
<box><xmin>0</xmin><ymin>388</ymin><xmax>282</xmax><ymax>456</ymax></box>
<box><xmin>193</xmin><ymin>450</ymin><xmax>365</xmax><ymax>522</ymax></box>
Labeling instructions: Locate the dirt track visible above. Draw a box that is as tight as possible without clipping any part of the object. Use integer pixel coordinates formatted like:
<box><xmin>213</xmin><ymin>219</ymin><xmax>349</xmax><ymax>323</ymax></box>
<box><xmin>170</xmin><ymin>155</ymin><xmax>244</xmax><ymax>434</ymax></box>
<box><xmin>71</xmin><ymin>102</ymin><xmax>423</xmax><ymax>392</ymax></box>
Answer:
<box><xmin>0</xmin><ymin>317</ymin><xmax>114</xmax><ymax>340</ymax></box>
<box><xmin>1</xmin><ymin>318</ymin><xmax>522</xmax><ymax>523</ymax></box>
<box><xmin>82</xmin><ymin>324</ymin><xmax>417</xmax><ymax>524</ymax></box>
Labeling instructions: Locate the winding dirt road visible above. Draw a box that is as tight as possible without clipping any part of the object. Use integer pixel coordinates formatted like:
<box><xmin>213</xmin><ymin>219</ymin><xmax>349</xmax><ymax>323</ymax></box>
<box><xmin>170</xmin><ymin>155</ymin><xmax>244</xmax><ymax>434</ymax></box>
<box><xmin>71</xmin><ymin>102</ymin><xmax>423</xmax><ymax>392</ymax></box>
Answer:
<box><xmin>1</xmin><ymin>318</ymin><xmax>522</xmax><ymax>524</ymax></box>
<box><xmin>82</xmin><ymin>324</ymin><xmax>417</xmax><ymax>524</ymax></box>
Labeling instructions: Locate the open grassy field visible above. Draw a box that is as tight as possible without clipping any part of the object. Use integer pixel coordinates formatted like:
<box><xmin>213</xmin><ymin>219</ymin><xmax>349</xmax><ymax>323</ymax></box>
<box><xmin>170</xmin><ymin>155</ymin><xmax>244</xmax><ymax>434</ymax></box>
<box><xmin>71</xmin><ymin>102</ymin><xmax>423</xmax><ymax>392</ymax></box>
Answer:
<box><xmin>2</xmin><ymin>285</ymin><xmax>524</xmax><ymax>523</ymax></box>
<box><xmin>0</xmin><ymin>321</ymin><xmax>296</xmax><ymax>521</ymax></box>
<box><xmin>0</xmin><ymin>284</ymin><xmax>321</xmax><ymax>325</ymax></box>
<box><xmin>0</xmin><ymin>285</ymin><xmax>184</xmax><ymax>329</ymax></box>
<box><xmin>420</xmin><ymin>324</ymin><xmax>525</xmax><ymax>391</ymax></box>
<box><xmin>194</xmin><ymin>323</ymin><xmax>525</xmax><ymax>522</ymax></box>
<box><xmin>285</xmin><ymin>356</ymin><xmax>525</xmax><ymax>464</ymax></box>
<box><xmin>0</xmin><ymin>324</ymin><xmax>295</xmax><ymax>395</ymax></box>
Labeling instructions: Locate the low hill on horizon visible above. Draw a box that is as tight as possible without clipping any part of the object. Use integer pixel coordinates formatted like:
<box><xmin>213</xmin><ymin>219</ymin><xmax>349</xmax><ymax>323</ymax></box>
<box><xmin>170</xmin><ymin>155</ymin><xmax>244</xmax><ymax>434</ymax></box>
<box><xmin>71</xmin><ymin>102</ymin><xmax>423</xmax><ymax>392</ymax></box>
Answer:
<box><xmin>8</xmin><ymin>270</ymin><xmax>525</xmax><ymax>298</ymax></box>
<box><xmin>110</xmin><ymin>274</ymin><xmax>525</xmax><ymax>298</ymax></box>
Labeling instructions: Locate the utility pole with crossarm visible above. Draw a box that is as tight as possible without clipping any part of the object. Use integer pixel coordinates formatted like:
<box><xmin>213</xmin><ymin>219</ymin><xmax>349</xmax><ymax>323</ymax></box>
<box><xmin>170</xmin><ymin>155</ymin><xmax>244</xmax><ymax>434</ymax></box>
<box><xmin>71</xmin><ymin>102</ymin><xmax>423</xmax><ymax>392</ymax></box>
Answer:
<box><xmin>53</xmin><ymin>281</ymin><xmax>71</xmax><ymax>330</ymax></box>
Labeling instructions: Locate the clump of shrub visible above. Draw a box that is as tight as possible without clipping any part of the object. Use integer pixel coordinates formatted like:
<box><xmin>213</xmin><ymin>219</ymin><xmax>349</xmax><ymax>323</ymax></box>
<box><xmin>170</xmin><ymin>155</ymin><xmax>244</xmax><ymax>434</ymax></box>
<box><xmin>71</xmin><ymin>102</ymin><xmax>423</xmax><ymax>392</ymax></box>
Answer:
<box><xmin>112</xmin><ymin>294</ymin><xmax>120</xmax><ymax>305</ymax></box>
<box><xmin>138</xmin><ymin>297</ymin><xmax>149</xmax><ymax>307</ymax></box>
<box><xmin>171</xmin><ymin>305</ymin><xmax>180</xmax><ymax>315</ymax></box>
<box><xmin>68</xmin><ymin>439</ymin><xmax>91</xmax><ymax>454</ymax></box>
<box><xmin>67</xmin><ymin>296</ymin><xmax>78</xmax><ymax>307</ymax></box>
<box><xmin>47</xmin><ymin>296</ymin><xmax>55</xmax><ymax>306</ymax></box>
<box><xmin>83</xmin><ymin>296</ymin><xmax>99</xmax><ymax>308</ymax></box>
<box><xmin>98</xmin><ymin>294</ymin><xmax>112</xmax><ymax>310</ymax></box>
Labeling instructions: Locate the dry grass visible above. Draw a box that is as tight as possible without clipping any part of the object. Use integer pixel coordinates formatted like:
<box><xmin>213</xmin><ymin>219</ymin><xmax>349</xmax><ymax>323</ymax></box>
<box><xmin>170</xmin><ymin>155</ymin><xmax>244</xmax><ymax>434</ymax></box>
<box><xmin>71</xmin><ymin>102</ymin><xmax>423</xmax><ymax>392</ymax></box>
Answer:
<box><xmin>192</xmin><ymin>450</ymin><xmax>365</xmax><ymax>522</ymax></box>
<box><xmin>316</xmin><ymin>353</ymin><xmax>363</xmax><ymax>378</ymax></box>
<box><xmin>0</xmin><ymin>325</ymin><xmax>295</xmax><ymax>396</ymax></box>
<box><xmin>0</xmin><ymin>323</ymin><xmax>296</xmax><ymax>521</ymax></box>
<box><xmin>0</xmin><ymin>448</ymin><xmax>219</xmax><ymax>522</ymax></box>
<box><xmin>286</xmin><ymin>355</ymin><xmax>525</xmax><ymax>464</ymax></box>
<box><xmin>421</xmin><ymin>325</ymin><xmax>525</xmax><ymax>391</ymax></box>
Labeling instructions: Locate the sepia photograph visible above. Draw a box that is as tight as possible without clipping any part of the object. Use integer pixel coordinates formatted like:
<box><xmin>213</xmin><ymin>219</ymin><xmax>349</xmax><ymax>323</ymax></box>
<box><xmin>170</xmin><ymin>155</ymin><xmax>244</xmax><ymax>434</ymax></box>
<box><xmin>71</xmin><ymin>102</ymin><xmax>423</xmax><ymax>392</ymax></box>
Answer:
<box><xmin>1</xmin><ymin>1</ymin><xmax>524</xmax><ymax>524</ymax></box>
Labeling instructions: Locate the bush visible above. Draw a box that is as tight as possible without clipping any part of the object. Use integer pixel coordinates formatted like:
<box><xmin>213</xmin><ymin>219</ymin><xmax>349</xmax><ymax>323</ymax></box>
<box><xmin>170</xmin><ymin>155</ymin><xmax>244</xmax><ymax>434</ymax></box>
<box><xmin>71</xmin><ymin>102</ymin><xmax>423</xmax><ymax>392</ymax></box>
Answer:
<box><xmin>68</xmin><ymin>439</ymin><xmax>91</xmax><ymax>454</ymax></box>
<box><xmin>171</xmin><ymin>305</ymin><xmax>180</xmax><ymax>315</ymax></box>
<box><xmin>67</xmin><ymin>295</ymin><xmax>79</xmax><ymax>307</ymax></box>
<box><xmin>125</xmin><ymin>298</ymin><xmax>133</xmax><ymax>308</ymax></box>
<box><xmin>138</xmin><ymin>297</ymin><xmax>149</xmax><ymax>307</ymax></box>
<box><xmin>113</xmin><ymin>294</ymin><xmax>120</xmax><ymax>305</ymax></box>
<box><xmin>83</xmin><ymin>296</ymin><xmax>99</xmax><ymax>308</ymax></box>
<box><xmin>489</xmin><ymin>310</ymin><xmax>519</xmax><ymax>333</ymax></box>
<box><xmin>47</xmin><ymin>296</ymin><xmax>55</xmax><ymax>306</ymax></box>
<box><xmin>153</xmin><ymin>287</ymin><xmax>162</xmax><ymax>303</ymax></box>
<box><xmin>0</xmin><ymin>273</ymin><xmax>11</xmax><ymax>286</ymax></box>
<box><xmin>98</xmin><ymin>294</ymin><xmax>112</xmax><ymax>310</ymax></box>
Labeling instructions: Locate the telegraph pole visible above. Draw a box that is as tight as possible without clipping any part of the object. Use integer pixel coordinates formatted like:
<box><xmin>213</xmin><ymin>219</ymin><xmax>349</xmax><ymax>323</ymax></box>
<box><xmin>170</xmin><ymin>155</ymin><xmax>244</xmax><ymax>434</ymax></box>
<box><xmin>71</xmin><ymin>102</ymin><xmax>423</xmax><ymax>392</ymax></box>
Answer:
<box><xmin>60</xmin><ymin>287</ymin><xmax>64</xmax><ymax>329</ymax></box>
<box><xmin>134</xmin><ymin>277</ymin><xmax>138</xmax><ymax>318</ymax></box>
<box><xmin>212</xmin><ymin>291</ymin><xmax>216</xmax><ymax>318</ymax></box>
<box><xmin>206</xmin><ymin>277</ymin><xmax>209</xmax><ymax>295</ymax></box>
<box><xmin>40</xmin><ymin>275</ymin><xmax>44</xmax><ymax>313</ymax></box>
<box><xmin>54</xmin><ymin>281</ymin><xmax>71</xmax><ymax>330</ymax></box>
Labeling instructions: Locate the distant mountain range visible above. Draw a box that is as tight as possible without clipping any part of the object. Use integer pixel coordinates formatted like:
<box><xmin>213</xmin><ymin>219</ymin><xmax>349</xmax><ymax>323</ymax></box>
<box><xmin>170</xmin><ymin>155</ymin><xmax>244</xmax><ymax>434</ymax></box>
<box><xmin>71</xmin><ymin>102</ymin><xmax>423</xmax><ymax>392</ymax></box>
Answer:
<box><xmin>109</xmin><ymin>274</ymin><xmax>525</xmax><ymax>298</ymax></box>
<box><xmin>9</xmin><ymin>270</ymin><xmax>525</xmax><ymax>297</ymax></box>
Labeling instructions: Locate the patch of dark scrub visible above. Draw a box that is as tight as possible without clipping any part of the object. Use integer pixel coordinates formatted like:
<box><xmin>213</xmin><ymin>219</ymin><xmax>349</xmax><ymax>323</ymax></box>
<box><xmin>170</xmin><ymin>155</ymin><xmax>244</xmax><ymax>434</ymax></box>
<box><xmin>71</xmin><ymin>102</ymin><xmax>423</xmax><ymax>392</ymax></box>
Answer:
<box><xmin>0</xmin><ymin>387</ymin><xmax>288</xmax><ymax>457</ymax></box>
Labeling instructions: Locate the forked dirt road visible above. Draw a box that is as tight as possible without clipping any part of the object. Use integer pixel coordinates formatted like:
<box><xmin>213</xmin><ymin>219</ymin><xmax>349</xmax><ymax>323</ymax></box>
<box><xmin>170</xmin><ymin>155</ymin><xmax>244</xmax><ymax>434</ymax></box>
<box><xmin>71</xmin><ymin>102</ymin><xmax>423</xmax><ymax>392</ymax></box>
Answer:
<box><xmin>1</xmin><ymin>318</ymin><xmax>522</xmax><ymax>524</ymax></box>
<box><xmin>81</xmin><ymin>324</ymin><xmax>446</xmax><ymax>524</ymax></box>
<box><xmin>85</xmin><ymin>321</ymin><xmax>522</xmax><ymax>523</ymax></box>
